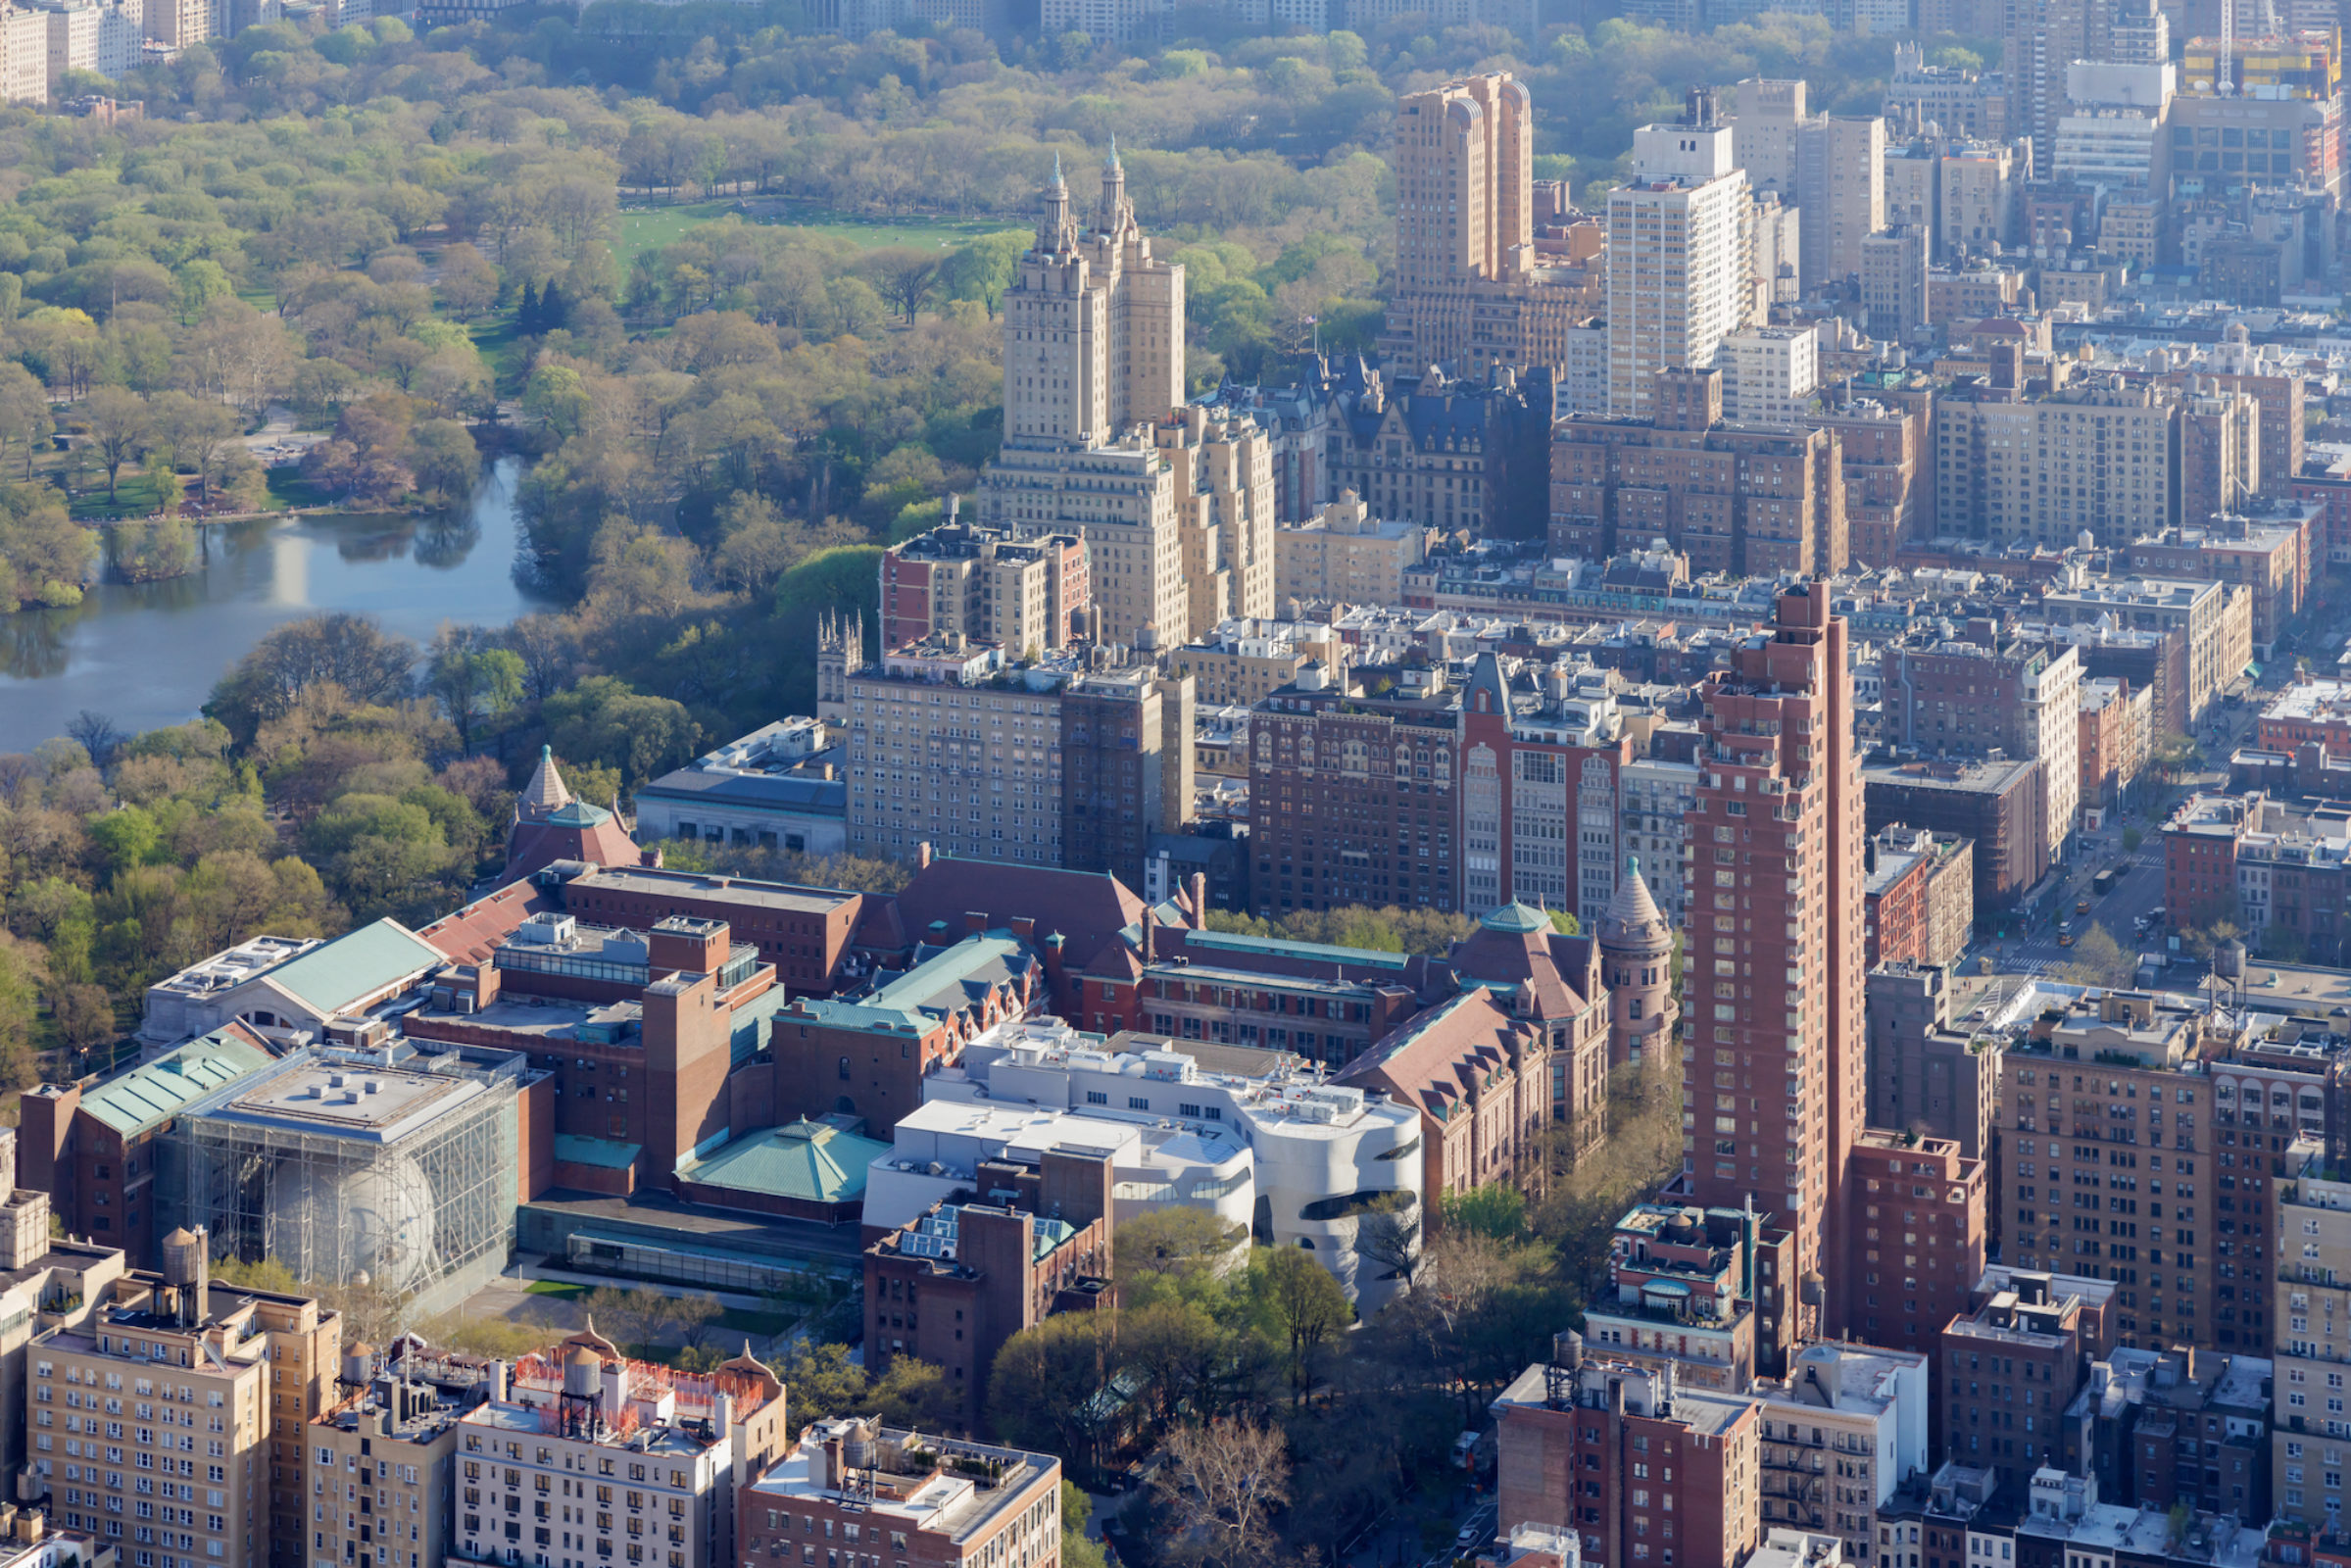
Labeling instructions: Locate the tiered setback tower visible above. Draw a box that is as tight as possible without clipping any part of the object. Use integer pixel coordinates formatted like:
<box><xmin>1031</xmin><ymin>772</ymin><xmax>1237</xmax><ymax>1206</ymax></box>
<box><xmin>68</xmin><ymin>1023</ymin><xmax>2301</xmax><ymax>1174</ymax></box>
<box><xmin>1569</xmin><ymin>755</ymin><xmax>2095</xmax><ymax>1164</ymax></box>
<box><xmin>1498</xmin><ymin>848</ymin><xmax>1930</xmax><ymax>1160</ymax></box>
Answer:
<box><xmin>1680</xmin><ymin>582</ymin><xmax>1865</xmax><ymax>1344</ymax></box>
<box><xmin>1000</xmin><ymin>146</ymin><xmax>1183</xmax><ymax>449</ymax></box>
<box><xmin>1393</xmin><ymin>74</ymin><xmax>1534</xmax><ymax>292</ymax></box>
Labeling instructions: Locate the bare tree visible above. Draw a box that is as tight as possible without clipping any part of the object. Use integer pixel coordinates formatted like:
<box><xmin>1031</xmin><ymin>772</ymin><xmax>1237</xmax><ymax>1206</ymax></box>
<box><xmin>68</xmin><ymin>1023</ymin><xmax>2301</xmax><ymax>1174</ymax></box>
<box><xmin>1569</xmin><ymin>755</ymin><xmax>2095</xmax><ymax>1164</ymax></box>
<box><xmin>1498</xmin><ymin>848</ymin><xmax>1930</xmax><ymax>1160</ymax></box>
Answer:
<box><xmin>1152</xmin><ymin>1418</ymin><xmax>1292</xmax><ymax>1568</ymax></box>
<box><xmin>65</xmin><ymin>711</ymin><xmax>122</xmax><ymax>769</ymax></box>
<box><xmin>861</xmin><ymin>248</ymin><xmax>944</xmax><ymax>323</ymax></box>
<box><xmin>670</xmin><ymin>1294</ymin><xmax>724</xmax><ymax>1352</ymax></box>
<box><xmin>1352</xmin><ymin>1193</ymin><xmax>1423</xmax><ymax>1288</ymax></box>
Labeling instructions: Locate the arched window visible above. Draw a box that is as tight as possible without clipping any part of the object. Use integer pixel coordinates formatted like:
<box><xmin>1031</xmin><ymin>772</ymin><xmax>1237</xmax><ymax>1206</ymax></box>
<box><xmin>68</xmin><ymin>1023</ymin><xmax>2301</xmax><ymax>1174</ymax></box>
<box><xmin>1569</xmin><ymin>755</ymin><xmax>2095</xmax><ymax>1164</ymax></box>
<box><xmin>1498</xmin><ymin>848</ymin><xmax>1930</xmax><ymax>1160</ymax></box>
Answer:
<box><xmin>838</xmin><ymin>1055</ymin><xmax>852</xmax><ymax>1080</ymax></box>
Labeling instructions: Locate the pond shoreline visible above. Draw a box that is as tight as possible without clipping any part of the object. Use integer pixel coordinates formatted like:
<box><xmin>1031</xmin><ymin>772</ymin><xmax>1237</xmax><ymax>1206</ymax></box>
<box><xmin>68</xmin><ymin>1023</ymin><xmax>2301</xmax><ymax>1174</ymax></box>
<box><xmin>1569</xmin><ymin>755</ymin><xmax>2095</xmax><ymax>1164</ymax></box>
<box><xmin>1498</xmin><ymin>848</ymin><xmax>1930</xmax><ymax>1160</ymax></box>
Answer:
<box><xmin>3</xmin><ymin>456</ymin><xmax>556</xmax><ymax>745</ymax></box>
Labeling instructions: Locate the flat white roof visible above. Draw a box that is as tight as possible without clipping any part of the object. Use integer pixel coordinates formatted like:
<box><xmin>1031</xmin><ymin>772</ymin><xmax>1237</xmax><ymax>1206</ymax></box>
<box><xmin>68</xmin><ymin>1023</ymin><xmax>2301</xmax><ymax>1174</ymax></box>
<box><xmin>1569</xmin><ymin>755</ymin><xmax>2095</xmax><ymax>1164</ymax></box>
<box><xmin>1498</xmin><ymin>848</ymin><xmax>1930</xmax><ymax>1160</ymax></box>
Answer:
<box><xmin>201</xmin><ymin>1061</ymin><xmax>485</xmax><ymax>1144</ymax></box>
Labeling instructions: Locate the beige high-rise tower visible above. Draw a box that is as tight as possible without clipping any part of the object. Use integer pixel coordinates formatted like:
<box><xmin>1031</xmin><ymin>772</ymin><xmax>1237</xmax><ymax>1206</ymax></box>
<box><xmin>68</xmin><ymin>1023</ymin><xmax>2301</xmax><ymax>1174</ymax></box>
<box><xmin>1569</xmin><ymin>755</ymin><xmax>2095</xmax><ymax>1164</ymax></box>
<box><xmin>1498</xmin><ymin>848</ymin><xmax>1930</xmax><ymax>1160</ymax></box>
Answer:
<box><xmin>1380</xmin><ymin>73</ymin><xmax>1595</xmax><ymax>374</ymax></box>
<box><xmin>1730</xmin><ymin>78</ymin><xmax>1886</xmax><ymax>290</ymax></box>
<box><xmin>1001</xmin><ymin>144</ymin><xmax>1184</xmax><ymax>448</ymax></box>
<box><xmin>978</xmin><ymin>149</ymin><xmax>1279</xmax><ymax>648</ymax></box>
<box><xmin>1394</xmin><ymin>73</ymin><xmax>1534</xmax><ymax>292</ymax></box>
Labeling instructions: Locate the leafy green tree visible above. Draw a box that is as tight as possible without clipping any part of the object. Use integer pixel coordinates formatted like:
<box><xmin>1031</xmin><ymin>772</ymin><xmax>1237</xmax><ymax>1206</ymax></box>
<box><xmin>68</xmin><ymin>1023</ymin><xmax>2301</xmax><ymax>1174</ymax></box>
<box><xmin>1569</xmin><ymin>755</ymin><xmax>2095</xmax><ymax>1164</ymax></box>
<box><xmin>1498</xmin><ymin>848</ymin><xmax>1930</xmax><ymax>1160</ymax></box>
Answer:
<box><xmin>988</xmin><ymin>1313</ymin><xmax>1122</xmax><ymax>1478</ymax></box>
<box><xmin>81</xmin><ymin>386</ymin><xmax>150</xmax><ymax>506</ymax></box>
<box><xmin>1244</xmin><ymin>1245</ymin><xmax>1352</xmax><ymax>1403</ymax></box>
<box><xmin>171</xmin><ymin>260</ymin><xmax>233</xmax><ymax>326</ymax></box>
<box><xmin>2059</xmin><ymin>923</ymin><xmax>2135</xmax><ymax>989</ymax></box>
<box><xmin>86</xmin><ymin>807</ymin><xmax>163</xmax><ymax>880</ymax></box>
<box><xmin>541</xmin><ymin>677</ymin><xmax>698</xmax><ymax>787</ymax></box>
<box><xmin>861</xmin><ymin>247</ymin><xmax>944</xmax><ymax>322</ymax></box>
<box><xmin>2150</xmin><ymin>730</ymin><xmax>2199</xmax><ymax>783</ymax></box>
<box><xmin>0</xmin><ymin>934</ymin><xmax>42</xmax><ymax>1090</ymax></box>
<box><xmin>426</xmin><ymin>627</ymin><xmax>525</xmax><ymax>753</ymax></box>
<box><xmin>0</xmin><ymin>364</ymin><xmax>54</xmax><ymax>480</ymax></box>
<box><xmin>522</xmin><ymin>365</ymin><xmax>592</xmax><ymax>440</ymax></box>
<box><xmin>434</xmin><ymin>242</ymin><xmax>500</xmax><ymax>321</ymax></box>
<box><xmin>1113</xmin><ymin>1207</ymin><xmax>1245</xmax><ymax>1311</ymax></box>
<box><xmin>938</xmin><ymin>231</ymin><xmax>1031</xmax><ymax>318</ymax></box>
<box><xmin>870</xmin><ymin>1355</ymin><xmax>962</xmax><ymax>1431</ymax></box>
<box><xmin>779</xmin><ymin>1343</ymin><xmax>879</xmax><ymax>1429</ymax></box>
<box><xmin>409</xmin><ymin>419</ymin><xmax>480</xmax><ymax>504</ymax></box>
<box><xmin>1059</xmin><ymin>1483</ymin><xmax>1108</xmax><ymax>1568</ymax></box>
<box><xmin>1440</xmin><ymin>1183</ymin><xmax>1528</xmax><ymax>1242</ymax></box>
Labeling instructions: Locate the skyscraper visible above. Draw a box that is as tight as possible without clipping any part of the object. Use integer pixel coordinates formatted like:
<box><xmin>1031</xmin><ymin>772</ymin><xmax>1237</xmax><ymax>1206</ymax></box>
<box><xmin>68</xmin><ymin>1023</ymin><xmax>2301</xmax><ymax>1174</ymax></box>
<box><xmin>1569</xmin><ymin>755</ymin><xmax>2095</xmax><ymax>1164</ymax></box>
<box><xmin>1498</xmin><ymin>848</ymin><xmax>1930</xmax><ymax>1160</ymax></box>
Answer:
<box><xmin>2006</xmin><ymin>0</ymin><xmax>2117</xmax><ymax>167</ymax></box>
<box><xmin>1730</xmin><ymin>78</ymin><xmax>1887</xmax><ymax>289</ymax></box>
<box><xmin>1681</xmin><ymin>582</ymin><xmax>1865</xmax><ymax>1342</ymax></box>
<box><xmin>1393</xmin><ymin>73</ymin><xmax>1534</xmax><ymax>295</ymax></box>
<box><xmin>1381</xmin><ymin>73</ymin><xmax>1599</xmax><ymax>374</ymax></box>
<box><xmin>1606</xmin><ymin>89</ymin><xmax>1755</xmax><ymax>416</ymax></box>
<box><xmin>977</xmin><ymin>151</ymin><xmax>1276</xmax><ymax>646</ymax></box>
<box><xmin>999</xmin><ymin>144</ymin><xmax>1183</xmax><ymax>447</ymax></box>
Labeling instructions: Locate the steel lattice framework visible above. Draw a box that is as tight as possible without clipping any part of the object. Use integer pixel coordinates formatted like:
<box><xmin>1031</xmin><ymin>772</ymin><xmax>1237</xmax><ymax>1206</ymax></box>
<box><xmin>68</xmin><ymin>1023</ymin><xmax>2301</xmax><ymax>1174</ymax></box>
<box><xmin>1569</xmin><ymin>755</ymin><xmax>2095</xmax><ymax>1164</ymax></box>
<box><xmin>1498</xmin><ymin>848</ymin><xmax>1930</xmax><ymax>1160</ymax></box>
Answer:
<box><xmin>164</xmin><ymin>1048</ymin><xmax>524</xmax><ymax>1319</ymax></box>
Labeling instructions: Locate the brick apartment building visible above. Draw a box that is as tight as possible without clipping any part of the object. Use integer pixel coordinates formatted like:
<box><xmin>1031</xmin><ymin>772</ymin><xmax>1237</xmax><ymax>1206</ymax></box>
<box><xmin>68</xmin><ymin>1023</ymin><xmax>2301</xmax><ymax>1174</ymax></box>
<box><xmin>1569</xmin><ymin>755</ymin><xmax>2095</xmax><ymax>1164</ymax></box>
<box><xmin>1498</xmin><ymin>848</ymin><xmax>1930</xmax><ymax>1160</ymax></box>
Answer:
<box><xmin>1458</xmin><ymin>650</ymin><xmax>1636</xmax><ymax>924</ymax></box>
<box><xmin>1818</xmin><ymin>398</ymin><xmax>1928</xmax><ymax>568</ymax></box>
<box><xmin>1843</xmin><ymin>1128</ymin><xmax>1987</xmax><ymax>1356</ymax></box>
<box><xmin>1877</xmin><ymin>632</ymin><xmax>2082</xmax><ymax>866</ymax></box>
<box><xmin>1940</xmin><ymin>1272</ymin><xmax>2093</xmax><ymax>1483</ymax></box>
<box><xmin>878</xmin><ymin>514</ymin><xmax>1089</xmax><ymax>654</ymax></box>
<box><xmin>1862</xmin><ymin>757</ymin><xmax>2049</xmax><ymax>918</ymax></box>
<box><xmin>1864</xmin><ymin>961</ymin><xmax>1995</xmax><ymax>1162</ymax></box>
<box><xmin>1864</xmin><ymin>825</ymin><xmax>1976</xmax><ymax>970</ymax></box>
<box><xmin>2079</xmin><ymin>676</ymin><xmax>2153</xmax><ymax>820</ymax></box>
<box><xmin>1549</xmin><ymin>366</ymin><xmax>1849</xmax><ymax>577</ymax></box>
<box><xmin>1248</xmin><ymin>665</ymin><xmax>1462</xmax><ymax>916</ymax></box>
<box><xmin>865</xmin><ymin>1188</ymin><xmax>1110</xmax><ymax>1432</ymax></box>
<box><xmin>1494</xmin><ymin>1347</ymin><xmax>1764</xmax><ymax>1568</ymax></box>
<box><xmin>2127</xmin><ymin>506</ymin><xmax>2315</xmax><ymax>659</ymax></box>
<box><xmin>2165</xmin><ymin>792</ymin><xmax>2351</xmax><ymax>959</ymax></box>
<box><xmin>742</xmin><ymin>1421</ymin><xmax>1064</xmax><ymax>1568</ymax></box>
<box><xmin>1680</xmin><ymin>582</ymin><xmax>1868</xmax><ymax>1344</ymax></box>
<box><xmin>1995</xmin><ymin>989</ymin><xmax>2239</xmax><ymax>1350</ymax></box>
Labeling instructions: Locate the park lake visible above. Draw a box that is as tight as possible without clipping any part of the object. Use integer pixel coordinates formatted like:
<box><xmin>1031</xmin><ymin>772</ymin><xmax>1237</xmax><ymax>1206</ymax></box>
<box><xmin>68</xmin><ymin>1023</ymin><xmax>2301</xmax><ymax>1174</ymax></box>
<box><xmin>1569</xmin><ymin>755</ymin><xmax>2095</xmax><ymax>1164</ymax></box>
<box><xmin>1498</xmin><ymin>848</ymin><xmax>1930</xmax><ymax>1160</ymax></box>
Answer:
<box><xmin>1</xmin><ymin>457</ymin><xmax>556</xmax><ymax>745</ymax></box>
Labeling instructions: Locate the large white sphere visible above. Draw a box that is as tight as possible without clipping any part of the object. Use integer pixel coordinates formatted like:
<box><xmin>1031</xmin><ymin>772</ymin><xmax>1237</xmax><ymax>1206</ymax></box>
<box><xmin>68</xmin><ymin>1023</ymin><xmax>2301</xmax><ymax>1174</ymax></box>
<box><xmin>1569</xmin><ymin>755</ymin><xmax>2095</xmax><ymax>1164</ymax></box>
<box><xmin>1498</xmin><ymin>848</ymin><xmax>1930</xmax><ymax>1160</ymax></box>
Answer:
<box><xmin>264</xmin><ymin>1154</ymin><xmax>435</xmax><ymax>1294</ymax></box>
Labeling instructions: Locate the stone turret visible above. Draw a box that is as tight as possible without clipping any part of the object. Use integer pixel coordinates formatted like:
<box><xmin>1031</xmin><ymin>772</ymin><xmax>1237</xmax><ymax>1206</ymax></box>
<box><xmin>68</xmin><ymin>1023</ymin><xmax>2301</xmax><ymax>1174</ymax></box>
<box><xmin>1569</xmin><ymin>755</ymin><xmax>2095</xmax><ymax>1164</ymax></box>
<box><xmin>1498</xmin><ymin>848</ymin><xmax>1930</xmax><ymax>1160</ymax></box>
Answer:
<box><xmin>1597</xmin><ymin>854</ymin><xmax>1677</xmax><ymax>1065</ymax></box>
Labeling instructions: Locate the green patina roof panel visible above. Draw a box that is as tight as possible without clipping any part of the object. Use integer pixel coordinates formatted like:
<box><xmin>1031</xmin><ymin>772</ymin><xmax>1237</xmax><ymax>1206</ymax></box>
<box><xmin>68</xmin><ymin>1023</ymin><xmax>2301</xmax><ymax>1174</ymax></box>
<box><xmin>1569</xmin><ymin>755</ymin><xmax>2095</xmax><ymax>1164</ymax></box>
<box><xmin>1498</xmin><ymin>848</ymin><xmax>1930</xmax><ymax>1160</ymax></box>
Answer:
<box><xmin>82</xmin><ymin>1031</ymin><xmax>277</xmax><ymax>1137</ymax></box>
<box><xmin>1182</xmin><ymin>929</ymin><xmax>1413</xmax><ymax>970</ymax></box>
<box><xmin>680</xmin><ymin>1119</ymin><xmax>890</xmax><ymax>1203</ymax></box>
<box><xmin>263</xmin><ymin>918</ymin><xmax>445</xmax><ymax>1016</ymax></box>
<box><xmin>554</xmin><ymin>1134</ymin><xmax>642</xmax><ymax>1170</ymax></box>
<box><xmin>797</xmin><ymin>935</ymin><xmax>1031</xmax><ymax>1033</ymax></box>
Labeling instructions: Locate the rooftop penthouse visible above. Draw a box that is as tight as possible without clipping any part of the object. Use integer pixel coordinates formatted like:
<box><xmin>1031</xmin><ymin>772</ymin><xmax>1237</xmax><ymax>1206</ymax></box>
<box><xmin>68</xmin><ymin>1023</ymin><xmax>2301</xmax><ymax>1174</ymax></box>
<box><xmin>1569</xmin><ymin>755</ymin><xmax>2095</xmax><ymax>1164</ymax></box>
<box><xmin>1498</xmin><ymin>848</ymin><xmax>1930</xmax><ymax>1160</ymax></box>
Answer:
<box><xmin>745</xmin><ymin>1417</ymin><xmax>1059</xmax><ymax>1547</ymax></box>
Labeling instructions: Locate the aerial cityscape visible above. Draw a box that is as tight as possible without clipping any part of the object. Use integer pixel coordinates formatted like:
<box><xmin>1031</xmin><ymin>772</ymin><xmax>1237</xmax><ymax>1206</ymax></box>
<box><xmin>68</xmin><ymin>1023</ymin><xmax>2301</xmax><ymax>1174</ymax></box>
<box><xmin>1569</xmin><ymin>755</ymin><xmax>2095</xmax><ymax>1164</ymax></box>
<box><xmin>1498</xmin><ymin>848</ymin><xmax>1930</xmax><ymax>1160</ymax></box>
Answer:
<box><xmin>13</xmin><ymin>0</ymin><xmax>2351</xmax><ymax>1565</ymax></box>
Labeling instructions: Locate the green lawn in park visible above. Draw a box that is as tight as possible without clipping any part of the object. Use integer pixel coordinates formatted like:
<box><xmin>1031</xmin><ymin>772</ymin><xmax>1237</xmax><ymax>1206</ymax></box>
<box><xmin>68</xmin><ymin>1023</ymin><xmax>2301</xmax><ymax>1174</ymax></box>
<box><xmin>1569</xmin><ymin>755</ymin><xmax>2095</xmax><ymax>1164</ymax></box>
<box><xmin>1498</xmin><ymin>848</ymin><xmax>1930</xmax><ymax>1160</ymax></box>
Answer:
<box><xmin>615</xmin><ymin>199</ymin><xmax>1003</xmax><ymax>270</ymax></box>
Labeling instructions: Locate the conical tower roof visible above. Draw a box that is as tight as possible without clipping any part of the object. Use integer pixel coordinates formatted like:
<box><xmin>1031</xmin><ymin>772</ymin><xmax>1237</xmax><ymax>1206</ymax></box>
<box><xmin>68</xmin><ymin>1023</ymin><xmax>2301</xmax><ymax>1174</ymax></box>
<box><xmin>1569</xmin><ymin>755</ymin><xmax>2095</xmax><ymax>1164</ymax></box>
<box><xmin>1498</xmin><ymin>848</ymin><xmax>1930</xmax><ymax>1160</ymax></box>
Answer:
<box><xmin>1599</xmin><ymin>856</ymin><xmax>1670</xmax><ymax>946</ymax></box>
<box><xmin>520</xmin><ymin>745</ymin><xmax>571</xmax><ymax>814</ymax></box>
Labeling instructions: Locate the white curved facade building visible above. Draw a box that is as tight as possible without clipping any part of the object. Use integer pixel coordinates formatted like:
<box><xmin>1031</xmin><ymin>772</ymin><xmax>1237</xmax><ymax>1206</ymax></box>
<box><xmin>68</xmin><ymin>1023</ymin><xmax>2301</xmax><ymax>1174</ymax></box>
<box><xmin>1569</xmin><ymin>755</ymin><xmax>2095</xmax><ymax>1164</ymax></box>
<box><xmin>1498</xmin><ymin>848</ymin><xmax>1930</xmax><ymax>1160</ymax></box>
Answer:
<box><xmin>913</xmin><ymin>1018</ymin><xmax>1424</xmax><ymax>1311</ymax></box>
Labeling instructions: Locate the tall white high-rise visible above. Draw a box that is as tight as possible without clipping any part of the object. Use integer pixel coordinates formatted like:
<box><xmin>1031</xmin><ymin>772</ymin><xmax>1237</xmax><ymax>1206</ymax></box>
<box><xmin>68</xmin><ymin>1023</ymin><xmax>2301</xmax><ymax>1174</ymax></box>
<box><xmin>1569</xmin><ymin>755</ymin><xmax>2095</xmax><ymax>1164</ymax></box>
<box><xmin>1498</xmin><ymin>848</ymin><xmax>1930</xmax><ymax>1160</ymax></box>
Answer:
<box><xmin>1606</xmin><ymin>88</ymin><xmax>1753</xmax><ymax>417</ymax></box>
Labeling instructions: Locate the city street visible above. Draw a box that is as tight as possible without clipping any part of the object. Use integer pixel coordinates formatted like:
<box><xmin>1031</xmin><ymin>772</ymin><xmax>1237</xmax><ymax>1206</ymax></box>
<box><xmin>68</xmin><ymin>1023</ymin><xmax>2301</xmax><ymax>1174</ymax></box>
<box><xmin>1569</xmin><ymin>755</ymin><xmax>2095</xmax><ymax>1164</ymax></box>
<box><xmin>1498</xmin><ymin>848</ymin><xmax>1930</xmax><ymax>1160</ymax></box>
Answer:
<box><xmin>1976</xmin><ymin>669</ymin><xmax>2273</xmax><ymax>987</ymax></box>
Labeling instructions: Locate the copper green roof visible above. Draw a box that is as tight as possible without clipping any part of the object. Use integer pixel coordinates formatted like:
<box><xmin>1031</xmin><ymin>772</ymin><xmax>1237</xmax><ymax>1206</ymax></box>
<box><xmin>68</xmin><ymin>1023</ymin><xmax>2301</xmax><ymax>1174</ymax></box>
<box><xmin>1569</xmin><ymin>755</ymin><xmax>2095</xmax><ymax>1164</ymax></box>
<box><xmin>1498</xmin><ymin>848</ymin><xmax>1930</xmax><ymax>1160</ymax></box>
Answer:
<box><xmin>262</xmin><ymin>918</ymin><xmax>444</xmax><ymax>1016</ymax></box>
<box><xmin>82</xmin><ymin>1030</ymin><xmax>276</xmax><ymax>1138</ymax></box>
<box><xmin>554</xmin><ymin>1134</ymin><xmax>641</xmax><ymax>1170</ymax></box>
<box><xmin>679</xmin><ymin>1119</ymin><xmax>889</xmax><ymax>1203</ymax></box>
